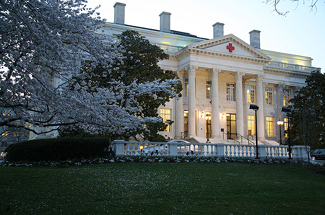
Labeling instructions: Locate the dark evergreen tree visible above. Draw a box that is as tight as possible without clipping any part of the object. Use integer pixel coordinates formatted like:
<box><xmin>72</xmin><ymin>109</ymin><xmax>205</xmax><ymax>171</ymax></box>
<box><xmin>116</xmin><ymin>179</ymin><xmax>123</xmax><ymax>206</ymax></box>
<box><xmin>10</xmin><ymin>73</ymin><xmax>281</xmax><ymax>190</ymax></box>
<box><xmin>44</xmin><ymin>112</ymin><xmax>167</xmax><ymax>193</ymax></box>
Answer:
<box><xmin>289</xmin><ymin>70</ymin><xmax>325</xmax><ymax>151</ymax></box>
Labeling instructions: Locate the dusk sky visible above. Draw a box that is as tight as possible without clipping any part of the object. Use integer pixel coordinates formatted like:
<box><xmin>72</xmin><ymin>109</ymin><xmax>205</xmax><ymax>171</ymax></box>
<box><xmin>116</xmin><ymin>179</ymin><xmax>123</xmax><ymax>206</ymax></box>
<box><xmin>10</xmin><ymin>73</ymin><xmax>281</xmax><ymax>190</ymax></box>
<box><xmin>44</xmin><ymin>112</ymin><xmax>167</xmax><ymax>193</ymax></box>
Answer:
<box><xmin>88</xmin><ymin>0</ymin><xmax>325</xmax><ymax>71</ymax></box>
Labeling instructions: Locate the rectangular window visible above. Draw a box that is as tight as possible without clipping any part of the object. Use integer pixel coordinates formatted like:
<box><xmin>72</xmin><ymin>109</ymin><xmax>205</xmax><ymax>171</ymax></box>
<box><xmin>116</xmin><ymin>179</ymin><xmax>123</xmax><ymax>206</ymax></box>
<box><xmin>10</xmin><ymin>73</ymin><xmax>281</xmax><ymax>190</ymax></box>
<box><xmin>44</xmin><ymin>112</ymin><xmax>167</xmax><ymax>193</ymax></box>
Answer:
<box><xmin>160</xmin><ymin>108</ymin><xmax>172</xmax><ymax>132</ymax></box>
<box><xmin>266</xmin><ymin>116</ymin><xmax>275</xmax><ymax>137</ymax></box>
<box><xmin>14</xmin><ymin>131</ymin><xmax>19</xmax><ymax>137</ymax></box>
<box><xmin>247</xmin><ymin>86</ymin><xmax>255</xmax><ymax>103</ymax></box>
<box><xmin>184</xmin><ymin>78</ymin><xmax>189</xmax><ymax>97</ymax></box>
<box><xmin>206</xmin><ymin>81</ymin><xmax>211</xmax><ymax>99</ymax></box>
<box><xmin>283</xmin><ymin>89</ymin><xmax>290</xmax><ymax>106</ymax></box>
<box><xmin>284</xmin><ymin>117</ymin><xmax>288</xmax><ymax>138</ymax></box>
<box><xmin>227</xmin><ymin>83</ymin><xmax>235</xmax><ymax>101</ymax></box>
<box><xmin>265</xmin><ymin>87</ymin><xmax>274</xmax><ymax>105</ymax></box>
<box><xmin>247</xmin><ymin>115</ymin><xmax>255</xmax><ymax>136</ymax></box>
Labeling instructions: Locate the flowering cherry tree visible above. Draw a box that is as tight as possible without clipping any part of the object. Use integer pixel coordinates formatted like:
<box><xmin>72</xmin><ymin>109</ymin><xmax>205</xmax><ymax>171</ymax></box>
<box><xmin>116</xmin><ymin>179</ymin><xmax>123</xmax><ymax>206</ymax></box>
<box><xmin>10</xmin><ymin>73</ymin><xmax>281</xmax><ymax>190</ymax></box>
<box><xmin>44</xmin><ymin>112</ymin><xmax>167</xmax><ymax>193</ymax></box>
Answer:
<box><xmin>0</xmin><ymin>0</ymin><xmax>180</xmax><ymax>136</ymax></box>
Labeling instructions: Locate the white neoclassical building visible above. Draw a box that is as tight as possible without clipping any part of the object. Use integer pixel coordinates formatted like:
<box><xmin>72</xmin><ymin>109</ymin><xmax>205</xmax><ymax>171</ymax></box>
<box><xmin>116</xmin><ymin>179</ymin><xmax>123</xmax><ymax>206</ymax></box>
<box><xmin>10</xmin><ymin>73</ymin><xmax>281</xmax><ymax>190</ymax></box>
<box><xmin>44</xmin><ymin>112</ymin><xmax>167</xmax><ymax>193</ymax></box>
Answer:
<box><xmin>103</xmin><ymin>3</ymin><xmax>320</xmax><ymax>145</ymax></box>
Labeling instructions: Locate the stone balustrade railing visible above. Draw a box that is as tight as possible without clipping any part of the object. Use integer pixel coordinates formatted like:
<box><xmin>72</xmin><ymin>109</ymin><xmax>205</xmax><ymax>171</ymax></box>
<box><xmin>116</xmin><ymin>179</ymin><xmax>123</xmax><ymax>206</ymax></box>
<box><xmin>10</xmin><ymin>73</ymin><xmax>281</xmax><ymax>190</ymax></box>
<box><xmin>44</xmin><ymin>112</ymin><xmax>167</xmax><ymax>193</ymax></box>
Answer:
<box><xmin>112</xmin><ymin>140</ymin><xmax>310</xmax><ymax>160</ymax></box>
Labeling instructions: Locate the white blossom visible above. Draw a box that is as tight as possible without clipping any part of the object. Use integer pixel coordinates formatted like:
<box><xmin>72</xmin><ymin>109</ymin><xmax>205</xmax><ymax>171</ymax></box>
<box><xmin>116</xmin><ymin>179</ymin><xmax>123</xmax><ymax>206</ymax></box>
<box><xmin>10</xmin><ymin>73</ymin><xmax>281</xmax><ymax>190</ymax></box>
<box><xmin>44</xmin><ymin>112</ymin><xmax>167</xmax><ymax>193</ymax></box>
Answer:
<box><xmin>0</xmin><ymin>0</ymin><xmax>179</xmax><ymax>136</ymax></box>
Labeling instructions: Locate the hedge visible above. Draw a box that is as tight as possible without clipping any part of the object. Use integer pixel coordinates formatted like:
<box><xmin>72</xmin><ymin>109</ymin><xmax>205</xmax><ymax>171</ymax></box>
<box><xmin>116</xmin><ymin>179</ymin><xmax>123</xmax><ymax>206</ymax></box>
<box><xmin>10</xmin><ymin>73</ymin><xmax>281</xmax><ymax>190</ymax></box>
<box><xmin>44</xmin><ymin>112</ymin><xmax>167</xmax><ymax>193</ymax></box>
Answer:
<box><xmin>4</xmin><ymin>137</ymin><xmax>113</xmax><ymax>162</ymax></box>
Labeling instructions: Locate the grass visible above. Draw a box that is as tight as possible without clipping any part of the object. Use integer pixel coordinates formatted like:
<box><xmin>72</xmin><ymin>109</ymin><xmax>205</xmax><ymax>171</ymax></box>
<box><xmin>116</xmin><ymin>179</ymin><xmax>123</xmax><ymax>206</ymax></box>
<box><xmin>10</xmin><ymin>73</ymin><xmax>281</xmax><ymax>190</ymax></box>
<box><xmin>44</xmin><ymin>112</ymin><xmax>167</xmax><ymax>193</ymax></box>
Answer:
<box><xmin>0</xmin><ymin>162</ymin><xmax>324</xmax><ymax>215</ymax></box>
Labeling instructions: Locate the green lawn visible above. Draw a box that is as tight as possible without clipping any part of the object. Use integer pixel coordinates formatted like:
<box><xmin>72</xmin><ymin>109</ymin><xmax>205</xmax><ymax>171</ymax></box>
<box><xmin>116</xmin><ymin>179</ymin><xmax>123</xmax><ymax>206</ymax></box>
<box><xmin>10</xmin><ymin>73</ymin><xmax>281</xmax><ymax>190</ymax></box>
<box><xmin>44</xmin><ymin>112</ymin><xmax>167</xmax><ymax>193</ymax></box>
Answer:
<box><xmin>0</xmin><ymin>163</ymin><xmax>324</xmax><ymax>215</ymax></box>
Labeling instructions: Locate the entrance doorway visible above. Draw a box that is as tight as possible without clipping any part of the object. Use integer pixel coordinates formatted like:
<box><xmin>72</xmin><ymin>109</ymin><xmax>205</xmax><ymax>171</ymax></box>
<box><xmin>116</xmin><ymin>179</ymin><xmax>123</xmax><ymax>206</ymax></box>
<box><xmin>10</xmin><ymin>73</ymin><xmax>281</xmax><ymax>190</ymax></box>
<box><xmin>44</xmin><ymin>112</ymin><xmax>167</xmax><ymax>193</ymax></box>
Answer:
<box><xmin>184</xmin><ymin>110</ymin><xmax>188</xmax><ymax>138</ymax></box>
<box><xmin>227</xmin><ymin>113</ymin><xmax>236</xmax><ymax>139</ymax></box>
<box><xmin>205</xmin><ymin>112</ymin><xmax>211</xmax><ymax>139</ymax></box>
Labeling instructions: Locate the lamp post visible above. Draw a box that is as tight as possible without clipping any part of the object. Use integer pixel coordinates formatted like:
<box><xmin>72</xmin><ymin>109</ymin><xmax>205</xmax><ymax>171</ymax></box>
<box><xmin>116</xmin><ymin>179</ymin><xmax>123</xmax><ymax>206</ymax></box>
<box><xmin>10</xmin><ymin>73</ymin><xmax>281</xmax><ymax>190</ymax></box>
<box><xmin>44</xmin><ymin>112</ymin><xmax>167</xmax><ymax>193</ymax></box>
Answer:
<box><xmin>277</xmin><ymin>120</ymin><xmax>283</xmax><ymax>145</ymax></box>
<box><xmin>282</xmin><ymin>107</ymin><xmax>292</xmax><ymax>159</ymax></box>
<box><xmin>249</xmin><ymin>104</ymin><xmax>259</xmax><ymax>159</ymax></box>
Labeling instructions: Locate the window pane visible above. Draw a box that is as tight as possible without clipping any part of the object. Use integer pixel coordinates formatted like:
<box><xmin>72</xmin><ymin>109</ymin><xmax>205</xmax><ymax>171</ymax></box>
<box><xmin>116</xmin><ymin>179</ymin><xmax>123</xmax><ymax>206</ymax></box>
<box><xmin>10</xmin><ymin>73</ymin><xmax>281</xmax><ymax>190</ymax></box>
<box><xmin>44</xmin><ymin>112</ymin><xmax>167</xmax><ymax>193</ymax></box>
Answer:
<box><xmin>185</xmin><ymin>79</ymin><xmax>188</xmax><ymax>97</ymax></box>
<box><xmin>266</xmin><ymin>116</ymin><xmax>274</xmax><ymax>137</ymax></box>
<box><xmin>227</xmin><ymin>84</ymin><xmax>235</xmax><ymax>101</ymax></box>
<box><xmin>247</xmin><ymin>86</ymin><xmax>255</xmax><ymax>103</ymax></box>
<box><xmin>265</xmin><ymin>87</ymin><xmax>273</xmax><ymax>105</ymax></box>
<box><xmin>247</xmin><ymin>115</ymin><xmax>255</xmax><ymax>136</ymax></box>
<box><xmin>206</xmin><ymin>81</ymin><xmax>211</xmax><ymax>99</ymax></box>
<box><xmin>160</xmin><ymin>108</ymin><xmax>172</xmax><ymax>132</ymax></box>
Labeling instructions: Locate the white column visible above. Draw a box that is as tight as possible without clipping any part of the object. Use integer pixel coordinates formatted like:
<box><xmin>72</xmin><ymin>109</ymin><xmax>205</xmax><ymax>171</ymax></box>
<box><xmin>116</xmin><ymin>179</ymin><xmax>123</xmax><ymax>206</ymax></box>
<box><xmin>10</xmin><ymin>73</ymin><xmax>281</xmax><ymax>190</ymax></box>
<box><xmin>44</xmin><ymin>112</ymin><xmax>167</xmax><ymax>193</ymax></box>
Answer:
<box><xmin>243</xmin><ymin>80</ymin><xmax>248</xmax><ymax>137</ymax></box>
<box><xmin>188</xmin><ymin>65</ymin><xmax>197</xmax><ymax>137</ymax></box>
<box><xmin>256</xmin><ymin>74</ymin><xmax>265</xmax><ymax>140</ymax></box>
<box><xmin>175</xmin><ymin>71</ymin><xmax>184</xmax><ymax>139</ymax></box>
<box><xmin>211</xmin><ymin>69</ymin><xmax>221</xmax><ymax>139</ymax></box>
<box><xmin>235</xmin><ymin>72</ymin><xmax>244</xmax><ymax>136</ymax></box>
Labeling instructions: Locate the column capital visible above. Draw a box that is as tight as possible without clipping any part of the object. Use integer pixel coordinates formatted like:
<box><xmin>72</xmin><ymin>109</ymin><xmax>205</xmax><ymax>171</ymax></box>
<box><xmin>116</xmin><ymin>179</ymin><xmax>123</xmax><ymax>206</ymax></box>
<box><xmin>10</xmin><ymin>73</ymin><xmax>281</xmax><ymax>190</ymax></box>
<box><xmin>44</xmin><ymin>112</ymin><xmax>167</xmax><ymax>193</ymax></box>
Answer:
<box><xmin>177</xmin><ymin>70</ymin><xmax>184</xmax><ymax>77</ymax></box>
<box><xmin>212</xmin><ymin>68</ymin><xmax>222</xmax><ymax>74</ymax></box>
<box><xmin>187</xmin><ymin>65</ymin><xmax>198</xmax><ymax>74</ymax></box>
<box><xmin>257</xmin><ymin>74</ymin><xmax>265</xmax><ymax>82</ymax></box>
<box><xmin>277</xmin><ymin>84</ymin><xmax>285</xmax><ymax>92</ymax></box>
<box><xmin>234</xmin><ymin>71</ymin><xmax>245</xmax><ymax>81</ymax></box>
<box><xmin>262</xmin><ymin>82</ymin><xmax>268</xmax><ymax>88</ymax></box>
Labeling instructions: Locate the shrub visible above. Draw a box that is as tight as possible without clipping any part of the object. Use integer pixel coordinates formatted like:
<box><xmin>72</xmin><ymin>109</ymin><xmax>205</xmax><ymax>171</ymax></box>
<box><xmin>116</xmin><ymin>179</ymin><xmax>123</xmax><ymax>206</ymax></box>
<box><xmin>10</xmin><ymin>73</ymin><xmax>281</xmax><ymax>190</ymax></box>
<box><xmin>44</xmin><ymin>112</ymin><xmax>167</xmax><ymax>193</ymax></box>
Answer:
<box><xmin>4</xmin><ymin>137</ymin><xmax>113</xmax><ymax>162</ymax></box>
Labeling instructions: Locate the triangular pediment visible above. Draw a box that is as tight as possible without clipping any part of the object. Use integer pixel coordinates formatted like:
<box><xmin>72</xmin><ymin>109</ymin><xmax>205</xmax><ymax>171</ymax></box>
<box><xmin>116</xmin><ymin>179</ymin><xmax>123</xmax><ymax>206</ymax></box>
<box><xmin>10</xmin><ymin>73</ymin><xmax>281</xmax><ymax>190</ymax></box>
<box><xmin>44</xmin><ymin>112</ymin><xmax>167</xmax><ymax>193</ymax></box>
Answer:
<box><xmin>184</xmin><ymin>34</ymin><xmax>271</xmax><ymax>61</ymax></box>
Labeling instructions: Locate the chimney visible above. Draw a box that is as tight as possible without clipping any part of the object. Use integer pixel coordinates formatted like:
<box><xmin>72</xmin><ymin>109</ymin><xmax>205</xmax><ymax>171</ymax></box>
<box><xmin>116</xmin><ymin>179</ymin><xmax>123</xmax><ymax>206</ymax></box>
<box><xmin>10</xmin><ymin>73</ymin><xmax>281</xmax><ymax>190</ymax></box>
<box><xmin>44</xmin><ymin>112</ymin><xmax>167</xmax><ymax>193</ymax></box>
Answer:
<box><xmin>114</xmin><ymin>2</ymin><xmax>126</xmax><ymax>24</ymax></box>
<box><xmin>159</xmin><ymin>12</ymin><xmax>171</xmax><ymax>33</ymax></box>
<box><xmin>249</xmin><ymin>30</ymin><xmax>261</xmax><ymax>49</ymax></box>
<box><xmin>213</xmin><ymin>22</ymin><xmax>224</xmax><ymax>38</ymax></box>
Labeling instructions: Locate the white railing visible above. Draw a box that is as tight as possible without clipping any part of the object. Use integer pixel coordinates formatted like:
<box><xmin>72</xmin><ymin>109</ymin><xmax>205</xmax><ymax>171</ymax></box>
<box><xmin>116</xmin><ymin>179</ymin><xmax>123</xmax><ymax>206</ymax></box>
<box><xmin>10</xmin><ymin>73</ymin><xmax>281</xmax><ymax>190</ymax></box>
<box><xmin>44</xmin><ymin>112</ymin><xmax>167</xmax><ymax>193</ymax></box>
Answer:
<box><xmin>112</xmin><ymin>140</ymin><xmax>310</xmax><ymax>160</ymax></box>
<box><xmin>266</xmin><ymin>61</ymin><xmax>321</xmax><ymax>73</ymax></box>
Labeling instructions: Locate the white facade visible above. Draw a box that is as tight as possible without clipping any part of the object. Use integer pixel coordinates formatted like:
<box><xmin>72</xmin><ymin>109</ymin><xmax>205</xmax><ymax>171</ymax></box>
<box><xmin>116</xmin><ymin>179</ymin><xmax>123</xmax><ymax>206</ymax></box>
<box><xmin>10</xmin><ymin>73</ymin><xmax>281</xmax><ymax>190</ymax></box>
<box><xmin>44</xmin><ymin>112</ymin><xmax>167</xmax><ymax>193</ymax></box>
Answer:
<box><xmin>102</xmin><ymin>2</ymin><xmax>320</xmax><ymax>144</ymax></box>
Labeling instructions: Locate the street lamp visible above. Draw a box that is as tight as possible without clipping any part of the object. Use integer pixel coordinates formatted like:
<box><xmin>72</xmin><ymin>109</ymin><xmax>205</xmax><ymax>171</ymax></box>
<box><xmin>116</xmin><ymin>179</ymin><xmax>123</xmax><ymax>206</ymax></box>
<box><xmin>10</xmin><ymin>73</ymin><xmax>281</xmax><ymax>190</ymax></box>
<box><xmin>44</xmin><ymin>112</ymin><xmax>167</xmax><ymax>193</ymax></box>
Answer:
<box><xmin>249</xmin><ymin>104</ymin><xmax>259</xmax><ymax>159</ymax></box>
<box><xmin>277</xmin><ymin>120</ymin><xmax>284</xmax><ymax>145</ymax></box>
<box><xmin>282</xmin><ymin>107</ymin><xmax>292</xmax><ymax>159</ymax></box>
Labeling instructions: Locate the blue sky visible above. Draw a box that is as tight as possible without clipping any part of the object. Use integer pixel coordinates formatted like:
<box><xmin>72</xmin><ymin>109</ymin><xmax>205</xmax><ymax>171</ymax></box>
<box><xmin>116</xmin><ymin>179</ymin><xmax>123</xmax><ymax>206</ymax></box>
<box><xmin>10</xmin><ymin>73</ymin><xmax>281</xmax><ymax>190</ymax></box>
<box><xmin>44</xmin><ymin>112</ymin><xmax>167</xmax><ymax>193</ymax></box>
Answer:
<box><xmin>88</xmin><ymin>0</ymin><xmax>325</xmax><ymax>71</ymax></box>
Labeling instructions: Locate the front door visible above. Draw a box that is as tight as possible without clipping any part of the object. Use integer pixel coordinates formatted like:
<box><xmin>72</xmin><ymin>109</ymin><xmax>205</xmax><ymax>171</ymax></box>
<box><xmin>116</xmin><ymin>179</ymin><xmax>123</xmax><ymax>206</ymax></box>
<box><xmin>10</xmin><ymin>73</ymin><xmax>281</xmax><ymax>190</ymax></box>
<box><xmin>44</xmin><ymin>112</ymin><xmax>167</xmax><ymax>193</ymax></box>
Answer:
<box><xmin>227</xmin><ymin>114</ymin><xmax>236</xmax><ymax>139</ymax></box>
<box><xmin>206</xmin><ymin>112</ymin><xmax>211</xmax><ymax>139</ymax></box>
<box><xmin>184</xmin><ymin>110</ymin><xmax>188</xmax><ymax>138</ymax></box>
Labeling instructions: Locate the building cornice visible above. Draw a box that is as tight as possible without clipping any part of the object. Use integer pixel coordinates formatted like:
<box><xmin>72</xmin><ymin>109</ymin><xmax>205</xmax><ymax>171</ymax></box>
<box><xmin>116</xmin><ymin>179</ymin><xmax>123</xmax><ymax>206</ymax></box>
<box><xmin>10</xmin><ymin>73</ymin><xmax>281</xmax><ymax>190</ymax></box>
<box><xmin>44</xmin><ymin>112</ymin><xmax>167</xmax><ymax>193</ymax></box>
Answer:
<box><xmin>176</xmin><ymin>48</ymin><xmax>269</xmax><ymax>64</ymax></box>
<box><xmin>264</xmin><ymin>66</ymin><xmax>311</xmax><ymax>77</ymax></box>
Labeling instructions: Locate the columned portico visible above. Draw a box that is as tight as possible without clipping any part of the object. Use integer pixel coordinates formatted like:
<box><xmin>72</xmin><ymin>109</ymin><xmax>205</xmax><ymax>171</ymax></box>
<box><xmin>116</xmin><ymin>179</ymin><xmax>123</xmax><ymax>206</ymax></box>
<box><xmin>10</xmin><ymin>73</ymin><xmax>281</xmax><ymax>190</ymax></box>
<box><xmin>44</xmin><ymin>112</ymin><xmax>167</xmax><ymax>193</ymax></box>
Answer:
<box><xmin>211</xmin><ymin>68</ymin><xmax>221</xmax><ymax>139</ymax></box>
<box><xmin>235</xmin><ymin>72</ymin><xmax>244</xmax><ymax>136</ymax></box>
<box><xmin>188</xmin><ymin>65</ymin><xmax>197</xmax><ymax>137</ymax></box>
<box><xmin>175</xmin><ymin>70</ymin><xmax>184</xmax><ymax>139</ymax></box>
<box><xmin>256</xmin><ymin>74</ymin><xmax>265</xmax><ymax>140</ymax></box>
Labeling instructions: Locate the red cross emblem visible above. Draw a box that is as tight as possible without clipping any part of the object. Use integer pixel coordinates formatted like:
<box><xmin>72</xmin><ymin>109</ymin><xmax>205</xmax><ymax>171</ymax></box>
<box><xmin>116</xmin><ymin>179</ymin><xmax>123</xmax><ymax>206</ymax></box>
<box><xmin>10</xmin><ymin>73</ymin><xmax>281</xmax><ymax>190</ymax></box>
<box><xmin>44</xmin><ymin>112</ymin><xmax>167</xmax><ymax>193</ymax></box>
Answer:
<box><xmin>226</xmin><ymin>43</ymin><xmax>235</xmax><ymax>52</ymax></box>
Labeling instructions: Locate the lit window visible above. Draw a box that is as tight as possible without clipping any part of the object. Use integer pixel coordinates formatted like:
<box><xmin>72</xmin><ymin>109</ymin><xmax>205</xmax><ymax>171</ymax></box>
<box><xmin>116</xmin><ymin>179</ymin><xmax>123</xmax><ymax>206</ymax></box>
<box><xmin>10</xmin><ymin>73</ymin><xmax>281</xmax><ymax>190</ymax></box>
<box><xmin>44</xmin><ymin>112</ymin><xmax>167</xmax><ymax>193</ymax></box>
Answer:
<box><xmin>227</xmin><ymin>83</ymin><xmax>235</xmax><ymax>101</ymax></box>
<box><xmin>25</xmin><ymin>122</ymin><xmax>31</xmax><ymax>128</ymax></box>
<box><xmin>247</xmin><ymin>115</ymin><xmax>255</xmax><ymax>136</ymax></box>
<box><xmin>247</xmin><ymin>86</ymin><xmax>255</xmax><ymax>103</ymax></box>
<box><xmin>206</xmin><ymin>81</ymin><xmax>211</xmax><ymax>99</ymax></box>
<box><xmin>14</xmin><ymin>132</ymin><xmax>19</xmax><ymax>137</ymax></box>
<box><xmin>160</xmin><ymin>108</ymin><xmax>172</xmax><ymax>132</ymax></box>
<box><xmin>266</xmin><ymin>117</ymin><xmax>275</xmax><ymax>137</ymax></box>
<box><xmin>284</xmin><ymin>117</ymin><xmax>288</xmax><ymax>138</ymax></box>
<box><xmin>265</xmin><ymin>87</ymin><xmax>274</xmax><ymax>105</ymax></box>
<box><xmin>281</xmin><ymin>60</ymin><xmax>288</xmax><ymax>68</ymax></box>
<box><xmin>283</xmin><ymin>89</ymin><xmax>290</xmax><ymax>106</ymax></box>
<box><xmin>184</xmin><ymin>78</ymin><xmax>189</xmax><ymax>97</ymax></box>
<box><xmin>161</xmin><ymin>41</ymin><xmax>171</xmax><ymax>50</ymax></box>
